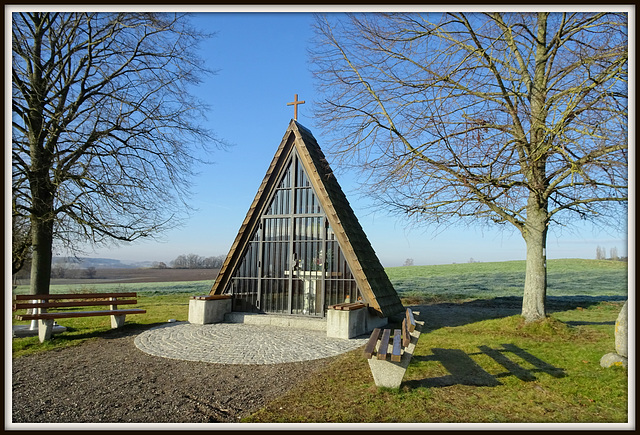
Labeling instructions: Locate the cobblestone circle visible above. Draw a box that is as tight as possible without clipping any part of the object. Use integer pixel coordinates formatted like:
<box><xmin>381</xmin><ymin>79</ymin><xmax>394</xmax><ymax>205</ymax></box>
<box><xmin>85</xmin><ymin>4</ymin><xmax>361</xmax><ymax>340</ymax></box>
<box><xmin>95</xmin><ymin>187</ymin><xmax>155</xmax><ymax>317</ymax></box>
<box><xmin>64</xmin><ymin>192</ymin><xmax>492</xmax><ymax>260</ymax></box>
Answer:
<box><xmin>134</xmin><ymin>322</ymin><xmax>369</xmax><ymax>365</ymax></box>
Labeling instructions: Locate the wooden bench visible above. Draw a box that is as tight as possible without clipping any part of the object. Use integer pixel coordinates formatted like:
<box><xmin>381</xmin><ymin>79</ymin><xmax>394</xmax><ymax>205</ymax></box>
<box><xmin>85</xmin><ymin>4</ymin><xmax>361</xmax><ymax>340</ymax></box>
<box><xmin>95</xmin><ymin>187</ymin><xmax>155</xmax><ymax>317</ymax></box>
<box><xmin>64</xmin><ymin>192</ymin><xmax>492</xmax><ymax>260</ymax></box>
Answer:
<box><xmin>364</xmin><ymin>308</ymin><xmax>422</xmax><ymax>389</ymax></box>
<box><xmin>13</xmin><ymin>292</ymin><xmax>146</xmax><ymax>342</ymax></box>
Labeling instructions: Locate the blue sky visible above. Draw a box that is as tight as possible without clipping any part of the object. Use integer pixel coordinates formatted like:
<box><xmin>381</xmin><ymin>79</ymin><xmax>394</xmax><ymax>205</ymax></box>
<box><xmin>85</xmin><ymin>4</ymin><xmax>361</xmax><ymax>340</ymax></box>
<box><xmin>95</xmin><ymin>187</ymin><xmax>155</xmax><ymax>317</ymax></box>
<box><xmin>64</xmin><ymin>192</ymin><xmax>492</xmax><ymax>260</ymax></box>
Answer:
<box><xmin>78</xmin><ymin>10</ymin><xmax>630</xmax><ymax>267</ymax></box>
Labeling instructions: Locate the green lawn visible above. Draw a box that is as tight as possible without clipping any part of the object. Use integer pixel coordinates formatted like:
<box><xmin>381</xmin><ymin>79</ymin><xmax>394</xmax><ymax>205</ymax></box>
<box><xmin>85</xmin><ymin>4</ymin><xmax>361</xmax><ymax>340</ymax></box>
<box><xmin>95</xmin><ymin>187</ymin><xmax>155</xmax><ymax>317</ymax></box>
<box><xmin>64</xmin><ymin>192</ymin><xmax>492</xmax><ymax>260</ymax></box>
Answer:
<box><xmin>245</xmin><ymin>303</ymin><xmax>628</xmax><ymax>423</ymax></box>
<box><xmin>11</xmin><ymin>259</ymin><xmax>629</xmax><ymax>424</ymax></box>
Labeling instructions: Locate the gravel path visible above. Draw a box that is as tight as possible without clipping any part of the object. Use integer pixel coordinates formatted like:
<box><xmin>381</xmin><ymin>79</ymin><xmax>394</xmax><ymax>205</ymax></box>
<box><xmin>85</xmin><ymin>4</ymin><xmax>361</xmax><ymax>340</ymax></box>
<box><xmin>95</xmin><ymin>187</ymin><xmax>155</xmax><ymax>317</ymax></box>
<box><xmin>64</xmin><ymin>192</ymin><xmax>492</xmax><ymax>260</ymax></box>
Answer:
<box><xmin>11</xmin><ymin>325</ymin><xmax>336</xmax><ymax>424</ymax></box>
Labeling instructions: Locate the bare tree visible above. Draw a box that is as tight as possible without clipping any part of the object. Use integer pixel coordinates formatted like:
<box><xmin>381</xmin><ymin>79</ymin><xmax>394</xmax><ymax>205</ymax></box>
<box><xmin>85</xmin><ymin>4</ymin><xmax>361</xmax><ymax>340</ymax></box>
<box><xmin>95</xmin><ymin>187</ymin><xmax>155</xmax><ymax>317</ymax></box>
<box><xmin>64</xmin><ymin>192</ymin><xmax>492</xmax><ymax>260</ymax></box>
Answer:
<box><xmin>171</xmin><ymin>255</ymin><xmax>188</xmax><ymax>269</ymax></box>
<box><xmin>403</xmin><ymin>258</ymin><xmax>414</xmax><ymax>267</ymax></box>
<box><xmin>171</xmin><ymin>253</ymin><xmax>224</xmax><ymax>269</ymax></box>
<box><xmin>610</xmin><ymin>247</ymin><xmax>619</xmax><ymax>261</ymax></box>
<box><xmin>85</xmin><ymin>267</ymin><xmax>97</xmax><ymax>279</ymax></box>
<box><xmin>12</xmin><ymin>12</ymin><xmax>222</xmax><ymax>296</ymax></box>
<box><xmin>596</xmin><ymin>246</ymin><xmax>607</xmax><ymax>260</ymax></box>
<box><xmin>11</xmin><ymin>211</ymin><xmax>32</xmax><ymax>276</ymax></box>
<box><xmin>311</xmin><ymin>12</ymin><xmax>628</xmax><ymax>322</ymax></box>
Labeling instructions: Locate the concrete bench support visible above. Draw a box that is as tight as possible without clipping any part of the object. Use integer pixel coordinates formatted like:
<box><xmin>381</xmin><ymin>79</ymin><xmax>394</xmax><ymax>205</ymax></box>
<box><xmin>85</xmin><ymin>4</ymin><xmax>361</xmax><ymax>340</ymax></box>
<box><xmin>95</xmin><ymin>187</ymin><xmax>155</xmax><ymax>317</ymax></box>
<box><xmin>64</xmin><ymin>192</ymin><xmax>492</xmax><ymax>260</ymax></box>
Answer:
<box><xmin>38</xmin><ymin>319</ymin><xmax>54</xmax><ymax>342</ymax></box>
<box><xmin>326</xmin><ymin>305</ymin><xmax>388</xmax><ymax>339</ymax></box>
<box><xmin>188</xmin><ymin>295</ymin><xmax>232</xmax><ymax>325</ymax></box>
<box><xmin>111</xmin><ymin>314</ymin><xmax>126</xmax><ymax>328</ymax></box>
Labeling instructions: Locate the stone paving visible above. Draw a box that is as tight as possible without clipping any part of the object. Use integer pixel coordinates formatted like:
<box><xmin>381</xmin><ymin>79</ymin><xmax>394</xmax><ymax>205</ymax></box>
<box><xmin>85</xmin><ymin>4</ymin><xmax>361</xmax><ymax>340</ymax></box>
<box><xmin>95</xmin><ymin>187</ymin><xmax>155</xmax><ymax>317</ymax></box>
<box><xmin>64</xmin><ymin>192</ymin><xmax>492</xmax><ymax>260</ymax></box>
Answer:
<box><xmin>134</xmin><ymin>321</ymin><xmax>369</xmax><ymax>365</ymax></box>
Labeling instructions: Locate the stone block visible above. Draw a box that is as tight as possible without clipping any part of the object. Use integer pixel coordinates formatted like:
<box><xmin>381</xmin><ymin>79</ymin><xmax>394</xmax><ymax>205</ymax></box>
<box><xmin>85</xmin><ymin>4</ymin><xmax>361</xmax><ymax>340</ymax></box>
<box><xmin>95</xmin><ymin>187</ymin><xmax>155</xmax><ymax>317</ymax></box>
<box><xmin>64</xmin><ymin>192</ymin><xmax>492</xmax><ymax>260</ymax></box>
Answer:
<box><xmin>224</xmin><ymin>312</ymin><xmax>327</xmax><ymax>331</ymax></box>
<box><xmin>600</xmin><ymin>352</ymin><xmax>628</xmax><ymax>368</ymax></box>
<box><xmin>188</xmin><ymin>297</ymin><xmax>232</xmax><ymax>324</ymax></box>
<box><xmin>615</xmin><ymin>300</ymin><xmax>628</xmax><ymax>358</ymax></box>
<box><xmin>326</xmin><ymin>307</ymin><xmax>387</xmax><ymax>339</ymax></box>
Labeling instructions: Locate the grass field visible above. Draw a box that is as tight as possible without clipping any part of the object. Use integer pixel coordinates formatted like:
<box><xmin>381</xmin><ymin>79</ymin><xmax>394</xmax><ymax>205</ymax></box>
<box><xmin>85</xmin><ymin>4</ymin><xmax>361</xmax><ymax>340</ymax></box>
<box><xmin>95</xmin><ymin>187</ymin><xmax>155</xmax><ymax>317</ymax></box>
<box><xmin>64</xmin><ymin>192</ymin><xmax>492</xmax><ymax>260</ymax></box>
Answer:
<box><xmin>388</xmin><ymin>259</ymin><xmax>628</xmax><ymax>301</ymax></box>
<box><xmin>245</xmin><ymin>303</ymin><xmax>628</xmax><ymax>423</ymax></box>
<box><xmin>11</xmin><ymin>259</ymin><xmax>630</xmax><ymax>424</ymax></box>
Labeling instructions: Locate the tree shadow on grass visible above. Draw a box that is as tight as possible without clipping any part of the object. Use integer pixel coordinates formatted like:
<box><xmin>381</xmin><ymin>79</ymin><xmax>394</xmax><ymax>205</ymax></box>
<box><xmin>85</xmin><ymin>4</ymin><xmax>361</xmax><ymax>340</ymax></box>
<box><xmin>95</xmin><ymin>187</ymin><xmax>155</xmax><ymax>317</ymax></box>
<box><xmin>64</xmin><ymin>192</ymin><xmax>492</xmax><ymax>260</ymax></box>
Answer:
<box><xmin>405</xmin><ymin>295</ymin><xmax>625</xmax><ymax>331</ymax></box>
<box><xmin>564</xmin><ymin>320</ymin><xmax>615</xmax><ymax>326</ymax></box>
<box><xmin>404</xmin><ymin>344</ymin><xmax>566</xmax><ymax>389</ymax></box>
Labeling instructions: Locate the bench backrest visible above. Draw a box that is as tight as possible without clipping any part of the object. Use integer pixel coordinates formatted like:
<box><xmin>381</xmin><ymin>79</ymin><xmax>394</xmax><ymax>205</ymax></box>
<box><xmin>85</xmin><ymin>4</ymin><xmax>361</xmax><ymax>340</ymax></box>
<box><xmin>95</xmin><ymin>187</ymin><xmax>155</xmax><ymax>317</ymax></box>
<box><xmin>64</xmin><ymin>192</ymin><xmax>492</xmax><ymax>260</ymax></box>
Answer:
<box><xmin>406</xmin><ymin>308</ymin><xmax>416</xmax><ymax>332</ymax></box>
<box><xmin>14</xmin><ymin>292</ymin><xmax>137</xmax><ymax>301</ymax></box>
<box><xmin>13</xmin><ymin>293</ymin><xmax>139</xmax><ymax>311</ymax></box>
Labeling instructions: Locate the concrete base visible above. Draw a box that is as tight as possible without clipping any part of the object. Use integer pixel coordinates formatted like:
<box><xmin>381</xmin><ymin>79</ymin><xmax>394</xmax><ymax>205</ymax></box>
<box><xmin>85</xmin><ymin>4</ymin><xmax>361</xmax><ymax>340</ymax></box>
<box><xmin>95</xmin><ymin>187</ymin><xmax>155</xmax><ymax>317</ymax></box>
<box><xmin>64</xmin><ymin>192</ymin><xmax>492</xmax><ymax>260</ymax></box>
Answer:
<box><xmin>188</xmin><ymin>298</ymin><xmax>233</xmax><ymax>325</ymax></box>
<box><xmin>368</xmin><ymin>318</ymin><xmax>424</xmax><ymax>389</ymax></box>
<box><xmin>12</xmin><ymin>323</ymin><xmax>67</xmax><ymax>339</ymax></box>
<box><xmin>326</xmin><ymin>307</ymin><xmax>388</xmax><ymax>339</ymax></box>
<box><xmin>224</xmin><ymin>312</ymin><xmax>327</xmax><ymax>331</ymax></box>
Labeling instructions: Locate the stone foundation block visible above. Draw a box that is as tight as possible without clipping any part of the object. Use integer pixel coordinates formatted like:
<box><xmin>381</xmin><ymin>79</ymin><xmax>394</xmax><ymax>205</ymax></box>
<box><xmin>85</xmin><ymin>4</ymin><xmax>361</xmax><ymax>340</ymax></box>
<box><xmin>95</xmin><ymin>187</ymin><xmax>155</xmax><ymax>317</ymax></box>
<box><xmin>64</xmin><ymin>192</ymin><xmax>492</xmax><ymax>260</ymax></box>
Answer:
<box><xmin>188</xmin><ymin>297</ymin><xmax>232</xmax><ymax>324</ymax></box>
<box><xmin>326</xmin><ymin>307</ymin><xmax>387</xmax><ymax>339</ymax></box>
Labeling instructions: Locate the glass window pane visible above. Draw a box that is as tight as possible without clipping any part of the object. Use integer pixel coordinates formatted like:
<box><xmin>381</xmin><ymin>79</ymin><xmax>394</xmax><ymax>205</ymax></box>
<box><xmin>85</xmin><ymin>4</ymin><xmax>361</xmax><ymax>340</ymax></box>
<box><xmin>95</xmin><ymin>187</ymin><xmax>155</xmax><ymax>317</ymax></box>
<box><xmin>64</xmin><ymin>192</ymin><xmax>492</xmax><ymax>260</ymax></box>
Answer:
<box><xmin>262</xmin><ymin>241</ymin><xmax>289</xmax><ymax>278</ymax></box>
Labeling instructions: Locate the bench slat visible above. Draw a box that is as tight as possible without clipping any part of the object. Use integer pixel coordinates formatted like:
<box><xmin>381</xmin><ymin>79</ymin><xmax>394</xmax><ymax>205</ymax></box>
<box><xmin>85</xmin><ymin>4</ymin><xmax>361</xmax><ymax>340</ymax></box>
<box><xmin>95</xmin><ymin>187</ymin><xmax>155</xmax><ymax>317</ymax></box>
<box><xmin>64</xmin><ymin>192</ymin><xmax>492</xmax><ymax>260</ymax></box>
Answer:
<box><xmin>402</xmin><ymin>318</ymin><xmax>411</xmax><ymax>347</ymax></box>
<box><xmin>191</xmin><ymin>294</ymin><xmax>232</xmax><ymax>301</ymax></box>
<box><xmin>364</xmin><ymin>328</ymin><xmax>381</xmax><ymax>359</ymax></box>
<box><xmin>13</xmin><ymin>299</ymin><xmax>138</xmax><ymax>310</ymax></box>
<box><xmin>15</xmin><ymin>308</ymin><xmax>146</xmax><ymax>321</ymax></box>
<box><xmin>391</xmin><ymin>329</ymin><xmax>402</xmax><ymax>362</ymax></box>
<box><xmin>377</xmin><ymin>329</ymin><xmax>391</xmax><ymax>360</ymax></box>
<box><xmin>340</xmin><ymin>303</ymin><xmax>366</xmax><ymax>311</ymax></box>
<box><xmin>14</xmin><ymin>292</ymin><xmax>138</xmax><ymax>301</ymax></box>
<box><xmin>328</xmin><ymin>302</ymin><xmax>366</xmax><ymax>311</ymax></box>
<box><xmin>406</xmin><ymin>308</ymin><xmax>416</xmax><ymax>332</ymax></box>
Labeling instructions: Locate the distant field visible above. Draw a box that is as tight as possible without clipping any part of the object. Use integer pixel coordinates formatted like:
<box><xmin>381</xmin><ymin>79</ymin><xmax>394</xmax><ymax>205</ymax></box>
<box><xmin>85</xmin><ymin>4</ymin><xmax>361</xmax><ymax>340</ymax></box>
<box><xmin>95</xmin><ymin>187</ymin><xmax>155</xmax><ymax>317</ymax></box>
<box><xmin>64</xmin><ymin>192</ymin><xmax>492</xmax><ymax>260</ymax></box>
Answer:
<box><xmin>386</xmin><ymin>258</ymin><xmax>627</xmax><ymax>301</ymax></box>
<box><xmin>12</xmin><ymin>259</ymin><xmax>628</xmax><ymax>301</ymax></box>
<box><xmin>12</xmin><ymin>279</ymin><xmax>217</xmax><ymax>297</ymax></box>
<box><xmin>14</xmin><ymin>267</ymin><xmax>219</xmax><ymax>286</ymax></box>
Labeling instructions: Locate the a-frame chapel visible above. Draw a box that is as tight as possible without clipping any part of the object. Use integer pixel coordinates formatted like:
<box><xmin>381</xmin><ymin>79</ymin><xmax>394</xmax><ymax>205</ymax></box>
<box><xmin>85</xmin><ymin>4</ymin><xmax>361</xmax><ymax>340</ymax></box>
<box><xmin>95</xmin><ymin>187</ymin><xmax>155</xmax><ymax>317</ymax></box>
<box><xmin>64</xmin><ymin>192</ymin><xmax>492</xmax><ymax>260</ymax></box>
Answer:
<box><xmin>207</xmin><ymin>120</ymin><xmax>403</xmax><ymax>325</ymax></box>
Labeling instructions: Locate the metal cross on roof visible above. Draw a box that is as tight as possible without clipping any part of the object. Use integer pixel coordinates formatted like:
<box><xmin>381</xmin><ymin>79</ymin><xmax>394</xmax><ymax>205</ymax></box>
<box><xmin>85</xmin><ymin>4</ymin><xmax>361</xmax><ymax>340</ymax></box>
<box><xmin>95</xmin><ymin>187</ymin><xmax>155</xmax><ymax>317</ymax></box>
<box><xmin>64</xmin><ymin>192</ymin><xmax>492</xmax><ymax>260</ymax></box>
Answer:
<box><xmin>287</xmin><ymin>94</ymin><xmax>305</xmax><ymax>120</ymax></box>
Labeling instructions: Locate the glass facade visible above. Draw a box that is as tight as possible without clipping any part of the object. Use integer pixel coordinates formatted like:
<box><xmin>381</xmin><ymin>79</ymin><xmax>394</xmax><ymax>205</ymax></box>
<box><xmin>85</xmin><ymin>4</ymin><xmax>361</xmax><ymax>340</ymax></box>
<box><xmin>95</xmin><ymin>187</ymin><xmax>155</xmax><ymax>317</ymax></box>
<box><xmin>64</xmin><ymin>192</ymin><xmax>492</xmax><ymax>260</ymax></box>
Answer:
<box><xmin>225</xmin><ymin>151</ymin><xmax>362</xmax><ymax>316</ymax></box>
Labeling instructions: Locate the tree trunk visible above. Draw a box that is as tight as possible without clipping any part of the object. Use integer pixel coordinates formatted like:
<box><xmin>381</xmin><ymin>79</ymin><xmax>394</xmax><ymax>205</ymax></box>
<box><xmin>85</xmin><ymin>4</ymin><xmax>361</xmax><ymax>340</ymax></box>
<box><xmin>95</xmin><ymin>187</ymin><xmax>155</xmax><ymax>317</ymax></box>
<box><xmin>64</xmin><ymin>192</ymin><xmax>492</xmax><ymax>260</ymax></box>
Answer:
<box><xmin>28</xmin><ymin>144</ymin><xmax>55</xmax><ymax>296</ymax></box>
<box><xmin>26</xmin><ymin>13</ymin><xmax>55</xmax><ymax>297</ymax></box>
<box><xmin>29</xmin><ymin>209</ymin><xmax>54</xmax><ymax>297</ymax></box>
<box><xmin>521</xmin><ymin>194</ymin><xmax>548</xmax><ymax>322</ymax></box>
<box><xmin>520</xmin><ymin>13</ymin><xmax>551</xmax><ymax>323</ymax></box>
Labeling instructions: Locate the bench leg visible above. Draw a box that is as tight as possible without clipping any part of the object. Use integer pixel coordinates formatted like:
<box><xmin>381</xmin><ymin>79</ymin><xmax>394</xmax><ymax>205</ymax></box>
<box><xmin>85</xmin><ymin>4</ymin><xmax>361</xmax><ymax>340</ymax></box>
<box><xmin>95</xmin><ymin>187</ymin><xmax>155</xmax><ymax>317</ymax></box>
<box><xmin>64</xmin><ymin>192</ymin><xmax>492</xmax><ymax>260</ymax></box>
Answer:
<box><xmin>367</xmin><ymin>359</ymin><xmax>409</xmax><ymax>389</ymax></box>
<box><xmin>38</xmin><ymin>319</ymin><xmax>54</xmax><ymax>343</ymax></box>
<box><xmin>111</xmin><ymin>314</ymin><xmax>126</xmax><ymax>328</ymax></box>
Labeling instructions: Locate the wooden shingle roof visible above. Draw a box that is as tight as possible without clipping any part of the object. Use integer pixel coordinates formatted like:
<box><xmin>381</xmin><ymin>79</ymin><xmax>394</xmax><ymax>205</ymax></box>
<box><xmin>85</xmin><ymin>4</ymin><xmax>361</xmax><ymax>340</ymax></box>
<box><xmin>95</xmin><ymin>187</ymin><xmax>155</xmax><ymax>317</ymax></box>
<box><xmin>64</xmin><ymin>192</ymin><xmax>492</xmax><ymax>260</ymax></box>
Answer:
<box><xmin>210</xmin><ymin>120</ymin><xmax>404</xmax><ymax>318</ymax></box>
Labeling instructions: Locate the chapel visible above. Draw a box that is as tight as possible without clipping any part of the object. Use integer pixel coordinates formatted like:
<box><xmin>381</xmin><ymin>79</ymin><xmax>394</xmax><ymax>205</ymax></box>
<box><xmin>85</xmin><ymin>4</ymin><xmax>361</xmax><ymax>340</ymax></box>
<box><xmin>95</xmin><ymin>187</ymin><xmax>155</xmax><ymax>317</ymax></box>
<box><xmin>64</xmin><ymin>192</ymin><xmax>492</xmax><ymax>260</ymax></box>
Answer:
<box><xmin>209</xmin><ymin>119</ymin><xmax>403</xmax><ymax>320</ymax></box>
